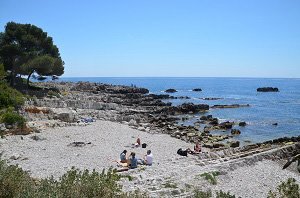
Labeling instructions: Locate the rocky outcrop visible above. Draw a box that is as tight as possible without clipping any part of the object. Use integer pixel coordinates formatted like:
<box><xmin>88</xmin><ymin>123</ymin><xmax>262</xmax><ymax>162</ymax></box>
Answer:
<box><xmin>200</xmin><ymin>97</ymin><xmax>223</xmax><ymax>100</ymax></box>
<box><xmin>192</xmin><ymin>88</ymin><xmax>202</xmax><ymax>91</ymax></box>
<box><xmin>257</xmin><ymin>87</ymin><xmax>279</xmax><ymax>92</ymax></box>
<box><xmin>160</xmin><ymin>103</ymin><xmax>209</xmax><ymax>114</ymax></box>
<box><xmin>49</xmin><ymin>108</ymin><xmax>78</xmax><ymax>123</ymax></box>
<box><xmin>165</xmin><ymin>89</ymin><xmax>177</xmax><ymax>93</ymax></box>
<box><xmin>231</xmin><ymin>129</ymin><xmax>241</xmax><ymax>135</ymax></box>
<box><xmin>211</xmin><ymin>104</ymin><xmax>250</xmax><ymax>109</ymax></box>
<box><xmin>239</xmin><ymin>122</ymin><xmax>247</xmax><ymax>126</ymax></box>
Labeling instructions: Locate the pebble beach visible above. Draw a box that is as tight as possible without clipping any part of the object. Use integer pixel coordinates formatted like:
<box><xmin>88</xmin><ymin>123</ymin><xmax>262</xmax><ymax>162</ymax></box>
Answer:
<box><xmin>1</xmin><ymin>120</ymin><xmax>299</xmax><ymax>197</ymax></box>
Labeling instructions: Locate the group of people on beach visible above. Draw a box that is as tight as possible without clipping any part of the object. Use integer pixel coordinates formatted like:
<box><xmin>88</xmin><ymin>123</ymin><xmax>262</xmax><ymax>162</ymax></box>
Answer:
<box><xmin>117</xmin><ymin>137</ymin><xmax>153</xmax><ymax>171</ymax></box>
<box><xmin>120</xmin><ymin>149</ymin><xmax>153</xmax><ymax>169</ymax></box>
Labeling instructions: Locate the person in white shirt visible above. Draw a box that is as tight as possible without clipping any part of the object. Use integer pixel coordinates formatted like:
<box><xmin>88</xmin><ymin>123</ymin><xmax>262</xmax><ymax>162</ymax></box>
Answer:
<box><xmin>143</xmin><ymin>150</ymin><xmax>153</xmax><ymax>165</ymax></box>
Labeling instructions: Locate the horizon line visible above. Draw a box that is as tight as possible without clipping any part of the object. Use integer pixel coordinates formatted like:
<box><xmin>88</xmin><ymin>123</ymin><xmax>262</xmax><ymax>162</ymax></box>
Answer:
<box><xmin>59</xmin><ymin>76</ymin><xmax>300</xmax><ymax>79</ymax></box>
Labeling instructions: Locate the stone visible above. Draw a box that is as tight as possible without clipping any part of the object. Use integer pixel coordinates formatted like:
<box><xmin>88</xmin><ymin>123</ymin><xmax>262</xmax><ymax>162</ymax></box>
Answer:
<box><xmin>239</xmin><ymin>122</ymin><xmax>247</xmax><ymax>126</ymax></box>
<box><xmin>10</xmin><ymin>153</ymin><xmax>21</xmax><ymax>160</ymax></box>
<box><xmin>192</xmin><ymin>88</ymin><xmax>202</xmax><ymax>91</ymax></box>
<box><xmin>128</xmin><ymin>119</ymin><xmax>138</xmax><ymax>126</ymax></box>
<box><xmin>257</xmin><ymin>87</ymin><xmax>279</xmax><ymax>92</ymax></box>
<box><xmin>211</xmin><ymin>104</ymin><xmax>250</xmax><ymax>109</ymax></box>
<box><xmin>229</xmin><ymin>141</ymin><xmax>240</xmax><ymax>148</ymax></box>
<box><xmin>231</xmin><ymin>129</ymin><xmax>241</xmax><ymax>135</ymax></box>
<box><xmin>165</xmin><ymin>89</ymin><xmax>177</xmax><ymax>93</ymax></box>
<box><xmin>213</xmin><ymin>142</ymin><xmax>225</xmax><ymax>148</ymax></box>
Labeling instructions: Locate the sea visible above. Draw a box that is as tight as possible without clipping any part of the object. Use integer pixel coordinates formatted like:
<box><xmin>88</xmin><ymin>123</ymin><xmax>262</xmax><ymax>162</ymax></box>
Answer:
<box><xmin>57</xmin><ymin>77</ymin><xmax>300</xmax><ymax>144</ymax></box>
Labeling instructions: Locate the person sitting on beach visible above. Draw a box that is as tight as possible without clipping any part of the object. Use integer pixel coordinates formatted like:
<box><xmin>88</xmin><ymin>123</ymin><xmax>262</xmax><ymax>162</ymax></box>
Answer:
<box><xmin>139</xmin><ymin>150</ymin><xmax>153</xmax><ymax>165</ymax></box>
<box><xmin>194</xmin><ymin>142</ymin><xmax>201</xmax><ymax>153</ymax></box>
<box><xmin>129</xmin><ymin>152</ymin><xmax>138</xmax><ymax>169</ymax></box>
<box><xmin>134</xmin><ymin>137</ymin><xmax>141</xmax><ymax>147</ymax></box>
<box><xmin>120</xmin><ymin>150</ymin><xmax>127</xmax><ymax>163</ymax></box>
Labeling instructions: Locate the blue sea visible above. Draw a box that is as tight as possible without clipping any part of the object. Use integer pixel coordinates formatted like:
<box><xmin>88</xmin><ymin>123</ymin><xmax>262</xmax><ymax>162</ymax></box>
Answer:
<box><xmin>59</xmin><ymin>77</ymin><xmax>300</xmax><ymax>144</ymax></box>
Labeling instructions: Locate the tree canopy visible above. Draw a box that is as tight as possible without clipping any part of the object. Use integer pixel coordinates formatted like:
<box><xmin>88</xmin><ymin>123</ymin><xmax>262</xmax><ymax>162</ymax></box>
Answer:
<box><xmin>0</xmin><ymin>22</ymin><xmax>64</xmax><ymax>87</ymax></box>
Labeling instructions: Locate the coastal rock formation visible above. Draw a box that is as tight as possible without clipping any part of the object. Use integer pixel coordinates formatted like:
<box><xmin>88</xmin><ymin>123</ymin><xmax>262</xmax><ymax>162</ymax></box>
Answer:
<box><xmin>192</xmin><ymin>88</ymin><xmax>202</xmax><ymax>91</ymax></box>
<box><xmin>165</xmin><ymin>88</ymin><xmax>177</xmax><ymax>93</ymax></box>
<box><xmin>257</xmin><ymin>87</ymin><xmax>279</xmax><ymax>92</ymax></box>
<box><xmin>200</xmin><ymin>97</ymin><xmax>223</xmax><ymax>100</ymax></box>
<box><xmin>229</xmin><ymin>140</ymin><xmax>240</xmax><ymax>147</ymax></box>
<box><xmin>211</xmin><ymin>104</ymin><xmax>250</xmax><ymax>109</ymax></box>
<box><xmin>239</xmin><ymin>122</ymin><xmax>247</xmax><ymax>126</ymax></box>
<box><xmin>49</xmin><ymin>108</ymin><xmax>78</xmax><ymax>123</ymax></box>
<box><xmin>219</xmin><ymin>121</ymin><xmax>234</xmax><ymax>129</ymax></box>
<box><xmin>160</xmin><ymin>103</ymin><xmax>209</xmax><ymax>114</ymax></box>
<box><xmin>231</xmin><ymin>129</ymin><xmax>241</xmax><ymax>135</ymax></box>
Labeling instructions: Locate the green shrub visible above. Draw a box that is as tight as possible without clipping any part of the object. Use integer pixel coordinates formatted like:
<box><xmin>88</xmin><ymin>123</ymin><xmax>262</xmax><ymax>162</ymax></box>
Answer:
<box><xmin>0</xmin><ymin>159</ymin><xmax>35</xmax><ymax>198</ymax></box>
<box><xmin>47</xmin><ymin>90</ymin><xmax>60</xmax><ymax>98</ymax></box>
<box><xmin>268</xmin><ymin>178</ymin><xmax>300</xmax><ymax>198</ymax></box>
<box><xmin>216</xmin><ymin>190</ymin><xmax>236</xmax><ymax>198</ymax></box>
<box><xmin>0</xmin><ymin>158</ymin><xmax>147</xmax><ymax>198</ymax></box>
<box><xmin>200</xmin><ymin>171</ymin><xmax>220</xmax><ymax>185</ymax></box>
<box><xmin>1</xmin><ymin>111</ymin><xmax>25</xmax><ymax>127</ymax></box>
<box><xmin>0</xmin><ymin>82</ymin><xmax>24</xmax><ymax>109</ymax></box>
<box><xmin>194</xmin><ymin>189</ymin><xmax>212</xmax><ymax>198</ymax></box>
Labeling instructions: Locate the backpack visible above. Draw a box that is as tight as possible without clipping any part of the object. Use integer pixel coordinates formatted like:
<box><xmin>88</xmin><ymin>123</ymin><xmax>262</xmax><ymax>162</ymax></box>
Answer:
<box><xmin>177</xmin><ymin>148</ymin><xmax>188</xmax><ymax>156</ymax></box>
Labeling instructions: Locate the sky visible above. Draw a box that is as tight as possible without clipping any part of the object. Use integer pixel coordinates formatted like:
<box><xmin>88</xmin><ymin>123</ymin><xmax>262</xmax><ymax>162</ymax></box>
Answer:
<box><xmin>1</xmin><ymin>0</ymin><xmax>300</xmax><ymax>78</ymax></box>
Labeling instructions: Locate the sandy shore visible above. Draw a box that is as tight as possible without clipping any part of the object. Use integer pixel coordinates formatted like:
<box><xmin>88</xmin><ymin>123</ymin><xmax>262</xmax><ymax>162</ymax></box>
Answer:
<box><xmin>0</xmin><ymin>120</ymin><xmax>299</xmax><ymax>197</ymax></box>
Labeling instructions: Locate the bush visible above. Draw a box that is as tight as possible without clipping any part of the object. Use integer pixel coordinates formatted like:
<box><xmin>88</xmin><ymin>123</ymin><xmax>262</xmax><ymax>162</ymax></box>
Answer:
<box><xmin>216</xmin><ymin>190</ymin><xmax>236</xmax><ymax>198</ymax></box>
<box><xmin>47</xmin><ymin>90</ymin><xmax>60</xmax><ymax>98</ymax></box>
<box><xmin>0</xmin><ymin>82</ymin><xmax>24</xmax><ymax>109</ymax></box>
<box><xmin>268</xmin><ymin>178</ymin><xmax>300</xmax><ymax>198</ymax></box>
<box><xmin>200</xmin><ymin>171</ymin><xmax>220</xmax><ymax>185</ymax></box>
<box><xmin>194</xmin><ymin>189</ymin><xmax>212</xmax><ymax>198</ymax></box>
<box><xmin>0</xmin><ymin>159</ymin><xmax>35</xmax><ymax>197</ymax></box>
<box><xmin>0</xmin><ymin>158</ymin><xmax>146</xmax><ymax>198</ymax></box>
<box><xmin>0</xmin><ymin>110</ymin><xmax>25</xmax><ymax>127</ymax></box>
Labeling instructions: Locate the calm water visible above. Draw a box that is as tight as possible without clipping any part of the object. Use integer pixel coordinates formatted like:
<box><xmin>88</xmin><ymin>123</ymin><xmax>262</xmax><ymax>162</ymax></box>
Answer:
<box><xmin>59</xmin><ymin>77</ymin><xmax>300</xmax><ymax>143</ymax></box>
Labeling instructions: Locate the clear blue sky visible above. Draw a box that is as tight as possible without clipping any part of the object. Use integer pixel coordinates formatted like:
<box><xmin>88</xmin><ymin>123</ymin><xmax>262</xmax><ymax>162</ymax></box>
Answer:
<box><xmin>1</xmin><ymin>0</ymin><xmax>300</xmax><ymax>77</ymax></box>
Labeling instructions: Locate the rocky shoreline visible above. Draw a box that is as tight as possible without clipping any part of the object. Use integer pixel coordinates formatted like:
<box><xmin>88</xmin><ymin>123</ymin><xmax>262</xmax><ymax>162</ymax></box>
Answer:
<box><xmin>13</xmin><ymin>81</ymin><xmax>294</xmax><ymax>149</ymax></box>
<box><xmin>1</xmin><ymin>81</ymin><xmax>299</xmax><ymax>197</ymax></box>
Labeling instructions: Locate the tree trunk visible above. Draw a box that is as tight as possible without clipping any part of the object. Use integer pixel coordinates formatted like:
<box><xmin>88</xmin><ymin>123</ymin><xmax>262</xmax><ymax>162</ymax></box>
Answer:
<box><xmin>10</xmin><ymin>59</ymin><xmax>16</xmax><ymax>87</ymax></box>
<box><xmin>27</xmin><ymin>70</ymin><xmax>34</xmax><ymax>89</ymax></box>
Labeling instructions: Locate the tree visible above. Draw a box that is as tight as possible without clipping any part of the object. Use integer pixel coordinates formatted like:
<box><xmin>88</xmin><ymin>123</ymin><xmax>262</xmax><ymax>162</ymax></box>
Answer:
<box><xmin>0</xmin><ymin>22</ymin><xmax>64</xmax><ymax>87</ymax></box>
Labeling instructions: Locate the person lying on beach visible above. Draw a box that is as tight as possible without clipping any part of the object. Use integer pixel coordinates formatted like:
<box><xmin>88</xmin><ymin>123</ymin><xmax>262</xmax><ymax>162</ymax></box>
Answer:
<box><xmin>138</xmin><ymin>150</ymin><xmax>153</xmax><ymax>165</ymax></box>
<box><xmin>120</xmin><ymin>150</ymin><xmax>127</xmax><ymax>163</ymax></box>
<box><xmin>177</xmin><ymin>148</ymin><xmax>196</xmax><ymax>156</ymax></box>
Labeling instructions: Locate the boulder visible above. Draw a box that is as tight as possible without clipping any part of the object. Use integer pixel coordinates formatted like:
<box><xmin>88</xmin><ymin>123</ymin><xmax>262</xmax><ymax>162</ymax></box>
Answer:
<box><xmin>200</xmin><ymin>97</ymin><xmax>223</xmax><ymax>100</ymax></box>
<box><xmin>239</xmin><ymin>122</ymin><xmax>247</xmax><ymax>127</ymax></box>
<box><xmin>219</xmin><ymin>121</ymin><xmax>234</xmax><ymax>129</ymax></box>
<box><xmin>211</xmin><ymin>104</ymin><xmax>250</xmax><ymax>109</ymax></box>
<box><xmin>200</xmin><ymin>115</ymin><xmax>208</xmax><ymax>120</ymax></box>
<box><xmin>229</xmin><ymin>141</ymin><xmax>240</xmax><ymax>147</ymax></box>
<box><xmin>128</xmin><ymin>119</ymin><xmax>138</xmax><ymax>127</ymax></box>
<box><xmin>231</xmin><ymin>129</ymin><xmax>241</xmax><ymax>135</ymax></box>
<box><xmin>213</xmin><ymin>142</ymin><xmax>225</xmax><ymax>148</ymax></box>
<box><xmin>50</xmin><ymin>108</ymin><xmax>78</xmax><ymax>123</ymax></box>
<box><xmin>192</xmin><ymin>88</ymin><xmax>202</xmax><ymax>92</ymax></box>
<box><xmin>257</xmin><ymin>87</ymin><xmax>279</xmax><ymax>92</ymax></box>
<box><xmin>165</xmin><ymin>89</ymin><xmax>177</xmax><ymax>93</ymax></box>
